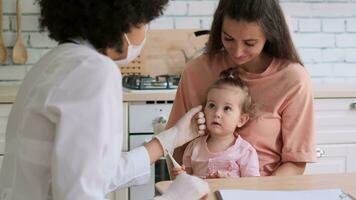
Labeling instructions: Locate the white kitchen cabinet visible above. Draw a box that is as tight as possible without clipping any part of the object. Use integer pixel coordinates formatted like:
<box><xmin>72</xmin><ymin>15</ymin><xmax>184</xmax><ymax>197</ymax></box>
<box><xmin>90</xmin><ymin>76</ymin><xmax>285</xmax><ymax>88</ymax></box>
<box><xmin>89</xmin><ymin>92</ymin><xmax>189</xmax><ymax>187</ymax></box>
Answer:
<box><xmin>0</xmin><ymin>104</ymin><xmax>11</xmax><ymax>171</ymax></box>
<box><xmin>305</xmin><ymin>144</ymin><xmax>356</xmax><ymax>174</ymax></box>
<box><xmin>305</xmin><ymin>98</ymin><xmax>356</xmax><ymax>175</ymax></box>
<box><xmin>0</xmin><ymin>104</ymin><xmax>12</xmax><ymax>156</ymax></box>
<box><xmin>0</xmin><ymin>155</ymin><xmax>3</xmax><ymax>169</ymax></box>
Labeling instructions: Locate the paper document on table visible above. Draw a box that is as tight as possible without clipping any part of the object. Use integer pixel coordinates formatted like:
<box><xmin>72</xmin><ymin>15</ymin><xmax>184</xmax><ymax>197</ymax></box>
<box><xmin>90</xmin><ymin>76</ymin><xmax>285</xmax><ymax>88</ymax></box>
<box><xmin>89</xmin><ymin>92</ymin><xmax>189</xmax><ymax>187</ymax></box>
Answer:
<box><xmin>216</xmin><ymin>189</ymin><xmax>355</xmax><ymax>200</ymax></box>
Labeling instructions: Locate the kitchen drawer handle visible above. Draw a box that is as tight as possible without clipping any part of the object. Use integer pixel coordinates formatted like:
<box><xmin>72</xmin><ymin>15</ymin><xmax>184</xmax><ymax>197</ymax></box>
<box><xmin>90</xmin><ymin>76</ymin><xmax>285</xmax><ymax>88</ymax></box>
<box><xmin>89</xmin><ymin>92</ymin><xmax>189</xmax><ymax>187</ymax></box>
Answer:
<box><xmin>316</xmin><ymin>148</ymin><xmax>326</xmax><ymax>158</ymax></box>
<box><xmin>350</xmin><ymin>101</ymin><xmax>356</xmax><ymax>110</ymax></box>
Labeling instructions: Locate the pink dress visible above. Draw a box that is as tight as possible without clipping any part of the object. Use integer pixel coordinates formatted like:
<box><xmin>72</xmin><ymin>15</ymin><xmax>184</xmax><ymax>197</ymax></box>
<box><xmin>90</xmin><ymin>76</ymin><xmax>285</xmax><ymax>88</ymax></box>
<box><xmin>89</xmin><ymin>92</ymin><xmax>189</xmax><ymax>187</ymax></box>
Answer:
<box><xmin>183</xmin><ymin>135</ymin><xmax>260</xmax><ymax>178</ymax></box>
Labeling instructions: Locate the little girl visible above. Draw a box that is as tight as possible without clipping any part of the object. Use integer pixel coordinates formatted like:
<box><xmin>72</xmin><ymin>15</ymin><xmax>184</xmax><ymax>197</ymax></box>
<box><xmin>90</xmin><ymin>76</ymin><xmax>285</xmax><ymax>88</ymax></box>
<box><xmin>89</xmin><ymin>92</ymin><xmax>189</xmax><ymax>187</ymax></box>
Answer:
<box><xmin>172</xmin><ymin>68</ymin><xmax>260</xmax><ymax>179</ymax></box>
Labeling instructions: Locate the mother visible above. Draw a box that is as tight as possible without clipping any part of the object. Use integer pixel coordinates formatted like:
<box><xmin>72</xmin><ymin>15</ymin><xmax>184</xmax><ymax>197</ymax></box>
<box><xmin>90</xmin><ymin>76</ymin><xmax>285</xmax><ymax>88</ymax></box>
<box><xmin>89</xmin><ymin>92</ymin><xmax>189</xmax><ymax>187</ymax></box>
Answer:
<box><xmin>168</xmin><ymin>0</ymin><xmax>316</xmax><ymax>176</ymax></box>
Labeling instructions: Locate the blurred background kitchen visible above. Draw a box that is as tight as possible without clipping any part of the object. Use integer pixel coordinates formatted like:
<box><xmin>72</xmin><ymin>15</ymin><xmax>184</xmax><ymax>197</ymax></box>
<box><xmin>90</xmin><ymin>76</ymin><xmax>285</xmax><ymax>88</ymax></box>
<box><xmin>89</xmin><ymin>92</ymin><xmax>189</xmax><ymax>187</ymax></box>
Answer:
<box><xmin>0</xmin><ymin>1</ymin><xmax>356</xmax><ymax>200</ymax></box>
<box><xmin>0</xmin><ymin>0</ymin><xmax>355</xmax><ymax>84</ymax></box>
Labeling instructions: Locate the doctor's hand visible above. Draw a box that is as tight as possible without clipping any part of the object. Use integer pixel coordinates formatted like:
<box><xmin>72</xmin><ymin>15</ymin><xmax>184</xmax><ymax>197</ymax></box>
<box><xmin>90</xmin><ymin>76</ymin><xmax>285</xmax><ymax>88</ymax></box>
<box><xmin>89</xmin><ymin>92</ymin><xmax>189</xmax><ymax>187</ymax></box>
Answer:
<box><xmin>153</xmin><ymin>173</ymin><xmax>210</xmax><ymax>200</ymax></box>
<box><xmin>155</xmin><ymin>105</ymin><xmax>206</xmax><ymax>154</ymax></box>
<box><xmin>170</xmin><ymin>165</ymin><xmax>187</xmax><ymax>180</ymax></box>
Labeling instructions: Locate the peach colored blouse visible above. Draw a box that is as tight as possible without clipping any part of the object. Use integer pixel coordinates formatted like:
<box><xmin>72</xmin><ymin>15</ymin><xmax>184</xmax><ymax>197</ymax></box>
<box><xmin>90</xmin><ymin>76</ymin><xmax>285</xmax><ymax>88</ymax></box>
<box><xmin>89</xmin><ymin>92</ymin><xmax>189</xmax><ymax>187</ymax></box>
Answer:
<box><xmin>167</xmin><ymin>51</ymin><xmax>316</xmax><ymax>176</ymax></box>
<box><xmin>183</xmin><ymin>135</ymin><xmax>260</xmax><ymax>178</ymax></box>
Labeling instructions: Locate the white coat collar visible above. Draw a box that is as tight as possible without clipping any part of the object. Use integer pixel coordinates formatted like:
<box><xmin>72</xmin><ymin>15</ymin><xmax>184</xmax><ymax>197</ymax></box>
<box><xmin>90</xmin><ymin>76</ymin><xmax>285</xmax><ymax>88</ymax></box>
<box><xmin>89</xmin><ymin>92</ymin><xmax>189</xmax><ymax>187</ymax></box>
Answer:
<box><xmin>68</xmin><ymin>37</ymin><xmax>96</xmax><ymax>51</ymax></box>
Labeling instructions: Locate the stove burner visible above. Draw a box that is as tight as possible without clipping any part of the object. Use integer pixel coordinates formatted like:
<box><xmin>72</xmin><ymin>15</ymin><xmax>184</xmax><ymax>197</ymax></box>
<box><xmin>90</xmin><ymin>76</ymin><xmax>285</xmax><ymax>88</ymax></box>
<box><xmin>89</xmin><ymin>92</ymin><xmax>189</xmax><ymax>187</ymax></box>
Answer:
<box><xmin>122</xmin><ymin>75</ymin><xmax>180</xmax><ymax>90</ymax></box>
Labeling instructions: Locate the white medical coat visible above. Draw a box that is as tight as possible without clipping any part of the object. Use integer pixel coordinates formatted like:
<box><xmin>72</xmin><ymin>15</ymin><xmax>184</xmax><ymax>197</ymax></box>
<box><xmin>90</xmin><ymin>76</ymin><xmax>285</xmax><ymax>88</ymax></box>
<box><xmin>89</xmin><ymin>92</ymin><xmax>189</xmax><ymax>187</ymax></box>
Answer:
<box><xmin>0</xmin><ymin>40</ymin><xmax>151</xmax><ymax>199</ymax></box>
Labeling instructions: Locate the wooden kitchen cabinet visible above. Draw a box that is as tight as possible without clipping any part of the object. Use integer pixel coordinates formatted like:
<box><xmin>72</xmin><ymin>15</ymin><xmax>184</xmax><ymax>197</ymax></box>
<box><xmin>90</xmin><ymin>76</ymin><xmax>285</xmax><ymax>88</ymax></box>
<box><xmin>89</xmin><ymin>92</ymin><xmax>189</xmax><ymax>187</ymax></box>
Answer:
<box><xmin>305</xmin><ymin>98</ymin><xmax>356</xmax><ymax>174</ymax></box>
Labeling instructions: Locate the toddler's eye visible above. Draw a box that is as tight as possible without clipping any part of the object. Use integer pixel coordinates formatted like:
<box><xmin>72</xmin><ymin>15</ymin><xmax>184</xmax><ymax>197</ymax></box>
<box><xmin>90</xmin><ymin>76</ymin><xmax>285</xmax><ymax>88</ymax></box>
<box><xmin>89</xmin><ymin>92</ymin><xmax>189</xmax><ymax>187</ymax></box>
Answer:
<box><xmin>224</xmin><ymin>106</ymin><xmax>232</xmax><ymax>112</ymax></box>
<box><xmin>207</xmin><ymin>103</ymin><xmax>215</xmax><ymax>109</ymax></box>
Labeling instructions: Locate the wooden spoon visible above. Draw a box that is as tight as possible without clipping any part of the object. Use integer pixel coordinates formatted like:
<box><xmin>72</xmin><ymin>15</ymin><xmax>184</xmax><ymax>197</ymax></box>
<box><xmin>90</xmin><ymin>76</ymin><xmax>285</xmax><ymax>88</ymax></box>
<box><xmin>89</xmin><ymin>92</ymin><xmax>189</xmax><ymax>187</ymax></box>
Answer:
<box><xmin>0</xmin><ymin>0</ymin><xmax>7</xmax><ymax>64</ymax></box>
<box><xmin>12</xmin><ymin>0</ymin><xmax>27</xmax><ymax>64</ymax></box>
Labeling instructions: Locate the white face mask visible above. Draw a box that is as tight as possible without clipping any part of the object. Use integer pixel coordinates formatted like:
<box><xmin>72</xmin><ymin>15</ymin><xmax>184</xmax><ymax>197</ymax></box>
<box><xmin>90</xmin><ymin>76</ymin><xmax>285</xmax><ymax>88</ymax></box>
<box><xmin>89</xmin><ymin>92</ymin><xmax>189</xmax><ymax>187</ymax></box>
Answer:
<box><xmin>115</xmin><ymin>26</ymin><xmax>147</xmax><ymax>65</ymax></box>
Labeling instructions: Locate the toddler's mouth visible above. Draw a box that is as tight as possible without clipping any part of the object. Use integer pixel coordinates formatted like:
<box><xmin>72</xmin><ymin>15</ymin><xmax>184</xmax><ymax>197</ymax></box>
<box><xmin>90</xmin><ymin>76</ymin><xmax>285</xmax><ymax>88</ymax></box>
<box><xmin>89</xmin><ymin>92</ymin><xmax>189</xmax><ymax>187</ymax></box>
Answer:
<box><xmin>211</xmin><ymin>121</ymin><xmax>221</xmax><ymax>126</ymax></box>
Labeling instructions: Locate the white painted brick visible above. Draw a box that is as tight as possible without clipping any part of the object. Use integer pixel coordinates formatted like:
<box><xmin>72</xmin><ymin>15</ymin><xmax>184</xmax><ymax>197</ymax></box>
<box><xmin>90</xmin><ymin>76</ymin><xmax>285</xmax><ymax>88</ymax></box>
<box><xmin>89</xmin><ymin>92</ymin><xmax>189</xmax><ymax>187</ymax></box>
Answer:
<box><xmin>298</xmin><ymin>48</ymin><xmax>322</xmax><ymax>63</ymax></box>
<box><xmin>175</xmin><ymin>17</ymin><xmax>200</xmax><ymax>29</ymax></box>
<box><xmin>0</xmin><ymin>65</ymin><xmax>26</xmax><ymax>80</ymax></box>
<box><xmin>294</xmin><ymin>33</ymin><xmax>335</xmax><ymax>48</ymax></box>
<box><xmin>29</xmin><ymin>32</ymin><xmax>57</xmax><ymax>48</ymax></box>
<box><xmin>346</xmin><ymin>19</ymin><xmax>356</xmax><ymax>32</ymax></box>
<box><xmin>3</xmin><ymin>32</ymin><xmax>16</xmax><ymax>48</ymax></box>
<box><xmin>333</xmin><ymin>63</ymin><xmax>356</xmax><ymax>77</ymax></box>
<box><xmin>344</xmin><ymin>78</ymin><xmax>356</xmax><ymax>85</ymax></box>
<box><xmin>321</xmin><ymin>48</ymin><xmax>345</xmax><ymax>62</ymax></box>
<box><xmin>0</xmin><ymin>0</ymin><xmax>355</xmax><ymax>82</ymax></box>
<box><xmin>3</xmin><ymin>0</ymin><xmax>39</xmax><ymax>14</ymax></box>
<box><xmin>336</xmin><ymin>34</ymin><xmax>356</xmax><ymax>47</ymax></box>
<box><xmin>322</xmin><ymin>19</ymin><xmax>345</xmax><ymax>33</ymax></box>
<box><xmin>2</xmin><ymin>15</ymin><xmax>11</xmax><ymax>31</ymax></box>
<box><xmin>165</xmin><ymin>1</ymin><xmax>187</xmax><ymax>16</ymax></box>
<box><xmin>201</xmin><ymin>17</ymin><xmax>213</xmax><ymax>29</ymax></box>
<box><xmin>300</xmin><ymin>0</ymin><xmax>323</xmax><ymax>2</ymax></box>
<box><xmin>312</xmin><ymin>77</ymin><xmax>348</xmax><ymax>85</ymax></box>
<box><xmin>345</xmin><ymin>49</ymin><xmax>356</xmax><ymax>62</ymax></box>
<box><xmin>281</xmin><ymin>3</ymin><xmax>356</xmax><ymax>17</ymax></box>
<box><xmin>3</xmin><ymin>32</ymin><xmax>30</xmax><ymax>48</ymax></box>
<box><xmin>188</xmin><ymin>1</ymin><xmax>216</xmax><ymax>16</ymax></box>
<box><xmin>10</xmin><ymin>15</ymin><xmax>39</xmax><ymax>32</ymax></box>
<box><xmin>149</xmin><ymin>17</ymin><xmax>174</xmax><ymax>29</ymax></box>
<box><xmin>299</xmin><ymin>19</ymin><xmax>321</xmax><ymax>32</ymax></box>
<box><xmin>0</xmin><ymin>47</ymin><xmax>11</xmax><ymax>64</ymax></box>
<box><xmin>290</xmin><ymin>18</ymin><xmax>299</xmax><ymax>32</ymax></box>
<box><xmin>305</xmin><ymin>63</ymin><xmax>333</xmax><ymax>77</ymax></box>
<box><xmin>27</xmin><ymin>48</ymin><xmax>50</xmax><ymax>64</ymax></box>
<box><xmin>26</xmin><ymin>65</ymin><xmax>33</xmax><ymax>72</ymax></box>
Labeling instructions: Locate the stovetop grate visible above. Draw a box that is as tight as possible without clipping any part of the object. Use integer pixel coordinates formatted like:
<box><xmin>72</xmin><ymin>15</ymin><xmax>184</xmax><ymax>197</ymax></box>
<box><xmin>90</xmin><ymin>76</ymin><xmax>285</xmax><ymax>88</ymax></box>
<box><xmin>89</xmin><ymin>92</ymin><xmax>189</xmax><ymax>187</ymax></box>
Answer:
<box><xmin>122</xmin><ymin>75</ymin><xmax>180</xmax><ymax>90</ymax></box>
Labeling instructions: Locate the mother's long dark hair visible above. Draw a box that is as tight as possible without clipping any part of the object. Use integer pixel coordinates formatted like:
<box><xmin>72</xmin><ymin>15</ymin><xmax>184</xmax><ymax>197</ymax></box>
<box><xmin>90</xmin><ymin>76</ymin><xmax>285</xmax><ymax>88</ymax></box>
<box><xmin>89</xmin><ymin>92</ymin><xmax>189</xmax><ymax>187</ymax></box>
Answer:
<box><xmin>206</xmin><ymin>0</ymin><xmax>303</xmax><ymax>66</ymax></box>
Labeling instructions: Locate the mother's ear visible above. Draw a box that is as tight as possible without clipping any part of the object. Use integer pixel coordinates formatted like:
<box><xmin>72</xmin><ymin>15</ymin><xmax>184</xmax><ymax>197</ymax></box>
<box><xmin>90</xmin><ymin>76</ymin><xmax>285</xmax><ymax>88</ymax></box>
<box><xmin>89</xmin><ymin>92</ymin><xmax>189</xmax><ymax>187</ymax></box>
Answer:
<box><xmin>237</xmin><ymin>113</ymin><xmax>249</xmax><ymax>128</ymax></box>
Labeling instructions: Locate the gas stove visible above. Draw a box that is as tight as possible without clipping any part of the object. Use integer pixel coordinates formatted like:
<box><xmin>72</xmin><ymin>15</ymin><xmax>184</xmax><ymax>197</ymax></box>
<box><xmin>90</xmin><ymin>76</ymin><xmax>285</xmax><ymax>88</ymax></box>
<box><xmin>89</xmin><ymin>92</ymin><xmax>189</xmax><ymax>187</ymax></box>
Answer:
<box><xmin>122</xmin><ymin>75</ymin><xmax>180</xmax><ymax>90</ymax></box>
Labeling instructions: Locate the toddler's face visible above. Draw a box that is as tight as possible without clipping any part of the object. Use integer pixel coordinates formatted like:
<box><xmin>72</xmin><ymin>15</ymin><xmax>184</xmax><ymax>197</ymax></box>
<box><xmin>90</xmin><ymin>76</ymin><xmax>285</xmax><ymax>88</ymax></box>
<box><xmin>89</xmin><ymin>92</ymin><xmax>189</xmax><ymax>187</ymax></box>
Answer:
<box><xmin>204</xmin><ymin>86</ymin><xmax>247</xmax><ymax>137</ymax></box>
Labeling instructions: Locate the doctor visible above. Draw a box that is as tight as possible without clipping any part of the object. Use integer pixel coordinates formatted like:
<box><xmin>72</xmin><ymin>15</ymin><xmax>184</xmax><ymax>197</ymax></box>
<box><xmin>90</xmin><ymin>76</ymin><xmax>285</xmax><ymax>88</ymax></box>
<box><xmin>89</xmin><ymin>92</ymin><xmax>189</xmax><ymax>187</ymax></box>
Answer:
<box><xmin>0</xmin><ymin>0</ymin><xmax>209</xmax><ymax>200</ymax></box>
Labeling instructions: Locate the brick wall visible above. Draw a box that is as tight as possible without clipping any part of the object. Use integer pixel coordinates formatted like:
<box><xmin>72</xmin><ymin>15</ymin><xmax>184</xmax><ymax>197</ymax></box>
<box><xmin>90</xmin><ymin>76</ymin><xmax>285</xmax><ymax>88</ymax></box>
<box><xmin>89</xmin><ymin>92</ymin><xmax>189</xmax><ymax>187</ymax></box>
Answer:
<box><xmin>0</xmin><ymin>0</ymin><xmax>355</xmax><ymax>83</ymax></box>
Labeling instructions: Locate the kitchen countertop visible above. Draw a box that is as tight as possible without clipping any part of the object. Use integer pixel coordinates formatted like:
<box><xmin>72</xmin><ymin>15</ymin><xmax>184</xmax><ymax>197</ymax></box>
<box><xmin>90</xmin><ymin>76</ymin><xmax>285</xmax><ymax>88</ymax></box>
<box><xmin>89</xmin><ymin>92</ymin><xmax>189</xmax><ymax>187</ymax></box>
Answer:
<box><xmin>1</xmin><ymin>82</ymin><xmax>356</xmax><ymax>103</ymax></box>
<box><xmin>0</xmin><ymin>86</ymin><xmax>178</xmax><ymax>103</ymax></box>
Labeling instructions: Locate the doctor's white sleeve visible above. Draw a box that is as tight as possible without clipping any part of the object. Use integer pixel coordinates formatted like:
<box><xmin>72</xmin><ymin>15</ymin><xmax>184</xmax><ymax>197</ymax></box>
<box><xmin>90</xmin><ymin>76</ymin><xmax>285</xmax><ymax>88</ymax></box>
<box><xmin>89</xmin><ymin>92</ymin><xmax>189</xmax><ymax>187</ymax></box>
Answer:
<box><xmin>46</xmin><ymin>59</ymin><xmax>150</xmax><ymax>200</ymax></box>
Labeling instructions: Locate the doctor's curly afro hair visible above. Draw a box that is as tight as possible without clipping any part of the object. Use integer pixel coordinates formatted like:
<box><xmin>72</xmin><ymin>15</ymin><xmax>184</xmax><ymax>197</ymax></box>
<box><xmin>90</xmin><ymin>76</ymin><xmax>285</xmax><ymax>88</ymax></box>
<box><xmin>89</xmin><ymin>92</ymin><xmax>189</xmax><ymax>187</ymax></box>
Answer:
<box><xmin>36</xmin><ymin>0</ymin><xmax>168</xmax><ymax>53</ymax></box>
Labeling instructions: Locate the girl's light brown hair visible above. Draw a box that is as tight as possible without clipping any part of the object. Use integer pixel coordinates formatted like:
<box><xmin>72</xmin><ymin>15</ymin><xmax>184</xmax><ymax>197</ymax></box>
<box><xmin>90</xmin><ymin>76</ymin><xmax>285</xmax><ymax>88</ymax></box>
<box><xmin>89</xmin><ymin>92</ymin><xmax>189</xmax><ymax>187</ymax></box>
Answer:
<box><xmin>207</xmin><ymin>68</ymin><xmax>256</xmax><ymax>117</ymax></box>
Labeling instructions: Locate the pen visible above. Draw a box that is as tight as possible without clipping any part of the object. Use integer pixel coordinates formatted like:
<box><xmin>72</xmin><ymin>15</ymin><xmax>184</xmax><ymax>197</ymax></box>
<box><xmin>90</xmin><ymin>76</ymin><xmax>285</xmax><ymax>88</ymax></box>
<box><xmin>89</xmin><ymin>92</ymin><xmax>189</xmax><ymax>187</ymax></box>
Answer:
<box><xmin>166</xmin><ymin>150</ymin><xmax>181</xmax><ymax>168</ymax></box>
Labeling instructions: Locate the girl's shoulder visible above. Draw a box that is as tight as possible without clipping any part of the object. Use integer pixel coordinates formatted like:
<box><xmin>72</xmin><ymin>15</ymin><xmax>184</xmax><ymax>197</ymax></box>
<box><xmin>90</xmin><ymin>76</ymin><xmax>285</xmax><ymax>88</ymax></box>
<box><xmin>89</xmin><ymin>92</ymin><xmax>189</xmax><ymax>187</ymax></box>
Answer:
<box><xmin>234</xmin><ymin>135</ymin><xmax>255</xmax><ymax>151</ymax></box>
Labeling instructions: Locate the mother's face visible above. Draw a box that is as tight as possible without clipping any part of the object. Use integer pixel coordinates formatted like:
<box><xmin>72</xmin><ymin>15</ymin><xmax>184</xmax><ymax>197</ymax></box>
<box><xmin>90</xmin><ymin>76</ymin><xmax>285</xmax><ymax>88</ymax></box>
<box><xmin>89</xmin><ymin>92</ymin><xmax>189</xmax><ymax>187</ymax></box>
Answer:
<box><xmin>221</xmin><ymin>16</ymin><xmax>267</xmax><ymax>66</ymax></box>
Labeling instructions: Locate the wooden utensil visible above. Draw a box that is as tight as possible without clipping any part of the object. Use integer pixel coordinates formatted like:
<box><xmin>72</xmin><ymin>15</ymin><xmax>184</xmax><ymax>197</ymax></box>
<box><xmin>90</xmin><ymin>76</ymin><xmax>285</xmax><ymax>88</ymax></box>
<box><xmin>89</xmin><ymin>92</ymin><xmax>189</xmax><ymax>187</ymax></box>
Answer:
<box><xmin>12</xmin><ymin>0</ymin><xmax>27</xmax><ymax>64</ymax></box>
<box><xmin>0</xmin><ymin>0</ymin><xmax>7</xmax><ymax>64</ymax></box>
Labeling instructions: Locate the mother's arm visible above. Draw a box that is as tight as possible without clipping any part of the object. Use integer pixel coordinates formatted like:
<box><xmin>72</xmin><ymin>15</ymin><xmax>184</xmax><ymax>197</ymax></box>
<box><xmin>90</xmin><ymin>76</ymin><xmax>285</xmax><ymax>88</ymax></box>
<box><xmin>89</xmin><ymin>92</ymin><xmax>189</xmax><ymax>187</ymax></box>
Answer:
<box><xmin>277</xmin><ymin>68</ymin><xmax>317</xmax><ymax>176</ymax></box>
<box><xmin>272</xmin><ymin>162</ymin><xmax>306</xmax><ymax>176</ymax></box>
